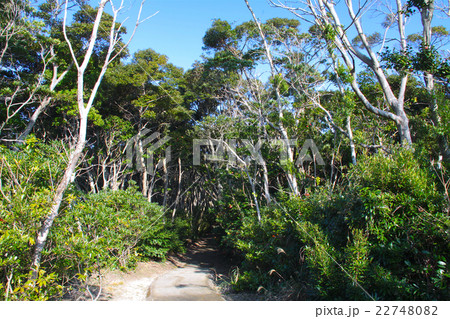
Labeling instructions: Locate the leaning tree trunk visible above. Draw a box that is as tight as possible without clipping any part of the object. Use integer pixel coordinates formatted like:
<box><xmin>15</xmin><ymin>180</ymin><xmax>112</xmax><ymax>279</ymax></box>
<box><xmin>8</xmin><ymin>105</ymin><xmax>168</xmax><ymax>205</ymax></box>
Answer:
<box><xmin>31</xmin><ymin>114</ymin><xmax>88</xmax><ymax>277</ymax></box>
<box><xmin>18</xmin><ymin>52</ymin><xmax>72</xmax><ymax>142</ymax></box>
<box><xmin>245</xmin><ymin>0</ymin><xmax>299</xmax><ymax>196</ymax></box>
<box><xmin>29</xmin><ymin>0</ymin><xmax>146</xmax><ymax>278</ymax></box>
<box><xmin>18</xmin><ymin>96</ymin><xmax>52</xmax><ymax>141</ymax></box>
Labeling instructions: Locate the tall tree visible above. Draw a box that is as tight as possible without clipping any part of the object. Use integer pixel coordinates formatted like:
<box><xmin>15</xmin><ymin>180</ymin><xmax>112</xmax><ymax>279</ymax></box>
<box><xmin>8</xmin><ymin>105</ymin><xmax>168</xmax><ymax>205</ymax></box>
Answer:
<box><xmin>0</xmin><ymin>0</ymin><xmax>50</xmax><ymax>139</ymax></box>
<box><xmin>100</xmin><ymin>48</ymin><xmax>191</xmax><ymax>199</ymax></box>
<box><xmin>271</xmin><ymin>0</ymin><xmax>414</xmax><ymax>146</ymax></box>
<box><xmin>31</xmin><ymin>0</ymin><xmax>146</xmax><ymax>277</ymax></box>
<box><xmin>411</xmin><ymin>0</ymin><xmax>450</xmax><ymax>160</ymax></box>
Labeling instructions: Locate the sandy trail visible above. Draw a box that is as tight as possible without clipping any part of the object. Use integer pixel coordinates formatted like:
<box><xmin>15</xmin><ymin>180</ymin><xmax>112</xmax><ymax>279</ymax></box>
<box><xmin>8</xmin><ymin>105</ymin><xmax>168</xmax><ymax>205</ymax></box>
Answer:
<box><xmin>100</xmin><ymin>261</ymin><xmax>177</xmax><ymax>301</ymax></box>
<box><xmin>100</xmin><ymin>237</ymin><xmax>230</xmax><ymax>301</ymax></box>
<box><xmin>146</xmin><ymin>265</ymin><xmax>223</xmax><ymax>301</ymax></box>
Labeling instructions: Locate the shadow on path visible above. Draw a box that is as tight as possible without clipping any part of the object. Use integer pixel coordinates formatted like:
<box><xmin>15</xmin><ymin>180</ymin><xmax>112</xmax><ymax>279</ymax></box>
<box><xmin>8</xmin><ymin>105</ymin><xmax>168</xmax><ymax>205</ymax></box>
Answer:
<box><xmin>146</xmin><ymin>236</ymin><xmax>230</xmax><ymax>301</ymax></box>
<box><xmin>146</xmin><ymin>236</ymin><xmax>264</xmax><ymax>301</ymax></box>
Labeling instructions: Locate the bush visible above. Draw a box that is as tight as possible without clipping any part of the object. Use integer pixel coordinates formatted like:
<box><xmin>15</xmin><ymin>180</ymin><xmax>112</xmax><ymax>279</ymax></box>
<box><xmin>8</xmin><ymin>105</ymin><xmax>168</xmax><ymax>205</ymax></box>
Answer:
<box><xmin>348</xmin><ymin>149</ymin><xmax>449</xmax><ymax>300</ymax></box>
<box><xmin>46</xmin><ymin>187</ymin><xmax>188</xmax><ymax>297</ymax></box>
<box><xmin>219</xmin><ymin>149</ymin><xmax>449</xmax><ymax>300</ymax></box>
<box><xmin>0</xmin><ymin>141</ymin><xmax>189</xmax><ymax>300</ymax></box>
<box><xmin>223</xmin><ymin>207</ymin><xmax>303</xmax><ymax>296</ymax></box>
<box><xmin>0</xmin><ymin>141</ymin><xmax>68</xmax><ymax>300</ymax></box>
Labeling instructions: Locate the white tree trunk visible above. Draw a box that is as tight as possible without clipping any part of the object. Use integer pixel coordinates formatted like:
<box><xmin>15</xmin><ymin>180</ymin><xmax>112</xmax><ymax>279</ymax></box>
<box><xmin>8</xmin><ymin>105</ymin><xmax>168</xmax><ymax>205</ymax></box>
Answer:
<box><xmin>31</xmin><ymin>114</ymin><xmax>88</xmax><ymax>276</ymax></box>
<box><xmin>346</xmin><ymin>116</ymin><xmax>357</xmax><ymax>165</ymax></box>
<box><xmin>172</xmin><ymin>157</ymin><xmax>182</xmax><ymax>221</ymax></box>
<box><xmin>30</xmin><ymin>0</ymin><xmax>146</xmax><ymax>277</ymax></box>
<box><xmin>18</xmin><ymin>96</ymin><xmax>52</xmax><ymax>141</ymax></box>
<box><xmin>420</xmin><ymin>1</ymin><xmax>450</xmax><ymax>160</ymax></box>
<box><xmin>245</xmin><ymin>0</ymin><xmax>299</xmax><ymax>196</ymax></box>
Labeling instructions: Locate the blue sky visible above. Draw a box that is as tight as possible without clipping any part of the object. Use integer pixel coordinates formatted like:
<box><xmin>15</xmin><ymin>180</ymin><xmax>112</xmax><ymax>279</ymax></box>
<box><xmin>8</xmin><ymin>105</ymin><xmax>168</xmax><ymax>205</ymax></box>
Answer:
<box><xmin>114</xmin><ymin>0</ymin><xmax>433</xmax><ymax>70</ymax></box>
<box><xmin>117</xmin><ymin>0</ymin><xmax>299</xmax><ymax>70</ymax></box>
<box><xmin>50</xmin><ymin>0</ymin><xmax>440</xmax><ymax>71</ymax></box>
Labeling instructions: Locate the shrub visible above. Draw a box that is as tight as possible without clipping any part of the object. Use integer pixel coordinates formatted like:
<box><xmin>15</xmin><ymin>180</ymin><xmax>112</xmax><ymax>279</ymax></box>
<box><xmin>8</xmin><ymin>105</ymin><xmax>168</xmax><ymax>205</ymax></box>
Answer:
<box><xmin>0</xmin><ymin>141</ymin><xmax>189</xmax><ymax>300</ymax></box>
<box><xmin>220</xmin><ymin>149</ymin><xmax>449</xmax><ymax>300</ymax></box>
<box><xmin>47</xmin><ymin>187</ymin><xmax>188</xmax><ymax>296</ymax></box>
<box><xmin>0</xmin><ymin>141</ymin><xmax>67</xmax><ymax>300</ymax></box>
<box><xmin>348</xmin><ymin>149</ymin><xmax>449</xmax><ymax>300</ymax></box>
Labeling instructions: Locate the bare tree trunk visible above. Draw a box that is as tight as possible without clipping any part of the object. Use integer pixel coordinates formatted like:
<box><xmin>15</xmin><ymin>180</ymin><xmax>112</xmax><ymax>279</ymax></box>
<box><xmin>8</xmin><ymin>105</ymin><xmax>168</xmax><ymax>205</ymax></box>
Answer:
<box><xmin>111</xmin><ymin>162</ymin><xmax>121</xmax><ymax>191</ymax></box>
<box><xmin>258</xmin><ymin>110</ymin><xmax>271</xmax><ymax>204</ymax></box>
<box><xmin>272</xmin><ymin>0</ymin><xmax>413</xmax><ymax>148</ymax></box>
<box><xmin>245</xmin><ymin>167</ymin><xmax>261</xmax><ymax>222</ymax></box>
<box><xmin>162</xmin><ymin>157</ymin><xmax>168</xmax><ymax>208</ymax></box>
<box><xmin>30</xmin><ymin>0</ymin><xmax>146</xmax><ymax>277</ymax></box>
<box><xmin>346</xmin><ymin>116</ymin><xmax>357</xmax><ymax>165</ymax></box>
<box><xmin>147</xmin><ymin>174</ymin><xmax>155</xmax><ymax>202</ymax></box>
<box><xmin>172</xmin><ymin>157</ymin><xmax>182</xmax><ymax>221</ymax></box>
<box><xmin>101</xmin><ymin>161</ymin><xmax>110</xmax><ymax>190</ymax></box>
<box><xmin>397</xmin><ymin>111</ymin><xmax>412</xmax><ymax>146</ymax></box>
<box><xmin>18</xmin><ymin>96</ymin><xmax>52</xmax><ymax>141</ymax></box>
<box><xmin>420</xmin><ymin>1</ymin><xmax>450</xmax><ymax>160</ymax></box>
<box><xmin>280</xmin><ymin>128</ymin><xmax>299</xmax><ymax>195</ymax></box>
<box><xmin>32</xmin><ymin>115</ymin><xmax>88</xmax><ymax>276</ymax></box>
<box><xmin>137</xmin><ymin>136</ymin><xmax>149</xmax><ymax>197</ymax></box>
<box><xmin>261</xmin><ymin>160</ymin><xmax>271</xmax><ymax>204</ymax></box>
<box><xmin>88</xmin><ymin>169</ymin><xmax>97</xmax><ymax>193</ymax></box>
<box><xmin>18</xmin><ymin>50</ymin><xmax>72</xmax><ymax>142</ymax></box>
<box><xmin>221</xmin><ymin>139</ymin><xmax>262</xmax><ymax>222</ymax></box>
<box><xmin>245</xmin><ymin>0</ymin><xmax>299</xmax><ymax>195</ymax></box>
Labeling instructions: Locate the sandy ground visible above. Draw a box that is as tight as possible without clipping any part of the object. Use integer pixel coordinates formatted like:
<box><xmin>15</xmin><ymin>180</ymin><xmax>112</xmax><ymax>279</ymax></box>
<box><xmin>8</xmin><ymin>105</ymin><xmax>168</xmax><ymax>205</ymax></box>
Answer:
<box><xmin>99</xmin><ymin>261</ymin><xmax>177</xmax><ymax>301</ymax></box>
<box><xmin>146</xmin><ymin>265</ymin><xmax>223</xmax><ymax>301</ymax></box>
<box><xmin>81</xmin><ymin>237</ymin><xmax>262</xmax><ymax>301</ymax></box>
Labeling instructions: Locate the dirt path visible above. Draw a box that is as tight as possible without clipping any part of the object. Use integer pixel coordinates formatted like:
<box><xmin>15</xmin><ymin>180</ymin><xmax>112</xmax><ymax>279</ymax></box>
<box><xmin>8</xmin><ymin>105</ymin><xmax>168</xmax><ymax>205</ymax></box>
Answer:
<box><xmin>146</xmin><ymin>265</ymin><xmax>223</xmax><ymax>300</ymax></box>
<box><xmin>99</xmin><ymin>261</ymin><xmax>177</xmax><ymax>301</ymax></box>
<box><xmin>99</xmin><ymin>237</ymin><xmax>235</xmax><ymax>301</ymax></box>
<box><xmin>147</xmin><ymin>236</ymin><xmax>235</xmax><ymax>300</ymax></box>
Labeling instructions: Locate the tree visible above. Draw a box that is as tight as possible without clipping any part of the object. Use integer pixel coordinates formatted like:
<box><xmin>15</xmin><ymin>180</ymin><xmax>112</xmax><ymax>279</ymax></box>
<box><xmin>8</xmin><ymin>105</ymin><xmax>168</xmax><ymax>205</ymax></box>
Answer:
<box><xmin>100</xmin><ymin>48</ymin><xmax>191</xmax><ymax>200</ymax></box>
<box><xmin>410</xmin><ymin>0</ymin><xmax>450</xmax><ymax>160</ymax></box>
<box><xmin>201</xmin><ymin>14</ymin><xmax>311</xmax><ymax>197</ymax></box>
<box><xmin>271</xmin><ymin>0</ymin><xmax>414</xmax><ymax>146</ymax></box>
<box><xmin>0</xmin><ymin>0</ymin><xmax>50</xmax><ymax>139</ymax></box>
<box><xmin>18</xmin><ymin>1</ymin><xmax>130</xmax><ymax>142</ymax></box>
<box><xmin>31</xmin><ymin>0</ymin><xmax>146</xmax><ymax>278</ymax></box>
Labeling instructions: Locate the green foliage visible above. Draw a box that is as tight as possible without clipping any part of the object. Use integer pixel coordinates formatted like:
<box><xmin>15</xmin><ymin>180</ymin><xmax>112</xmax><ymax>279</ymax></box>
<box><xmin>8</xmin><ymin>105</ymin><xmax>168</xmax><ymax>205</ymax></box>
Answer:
<box><xmin>348</xmin><ymin>150</ymin><xmax>449</xmax><ymax>299</ymax></box>
<box><xmin>413</xmin><ymin>44</ymin><xmax>443</xmax><ymax>75</ymax></box>
<box><xmin>335</xmin><ymin>63</ymin><xmax>354</xmax><ymax>85</ymax></box>
<box><xmin>0</xmin><ymin>142</ymin><xmax>188</xmax><ymax>300</ymax></box>
<box><xmin>219</xmin><ymin>150</ymin><xmax>449</xmax><ymax>300</ymax></box>
<box><xmin>49</xmin><ymin>186</ymin><xmax>187</xmax><ymax>279</ymax></box>
<box><xmin>381</xmin><ymin>44</ymin><xmax>450</xmax><ymax>80</ymax></box>
<box><xmin>380</xmin><ymin>47</ymin><xmax>414</xmax><ymax>73</ymax></box>
<box><xmin>222</xmin><ymin>208</ymin><xmax>303</xmax><ymax>294</ymax></box>
<box><xmin>206</xmin><ymin>50</ymin><xmax>256</xmax><ymax>72</ymax></box>
<box><xmin>203</xmin><ymin>19</ymin><xmax>235</xmax><ymax>50</ymax></box>
<box><xmin>322</xmin><ymin>24</ymin><xmax>337</xmax><ymax>42</ymax></box>
<box><xmin>2</xmin><ymin>0</ymin><xmax>450</xmax><ymax>303</ymax></box>
<box><xmin>0</xmin><ymin>140</ymin><xmax>68</xmax><ymax>300</ymax></box>
<box><xmin>138</xmin><ymin>218</ymin><xmax>190</xmax><ymax>260</ymax></box>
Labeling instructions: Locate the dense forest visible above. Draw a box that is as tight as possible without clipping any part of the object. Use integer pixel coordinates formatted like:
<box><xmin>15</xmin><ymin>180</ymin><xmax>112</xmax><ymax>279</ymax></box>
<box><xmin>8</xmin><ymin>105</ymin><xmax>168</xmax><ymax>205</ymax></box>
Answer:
<box><xmin>0</xmin><ymin>0</ymin><xmax>449</xmax><ymax>300</ymax></box>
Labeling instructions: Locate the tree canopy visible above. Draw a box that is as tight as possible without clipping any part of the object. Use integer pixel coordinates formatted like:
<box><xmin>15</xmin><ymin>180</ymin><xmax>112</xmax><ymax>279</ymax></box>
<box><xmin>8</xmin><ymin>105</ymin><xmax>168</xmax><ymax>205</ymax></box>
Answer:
<box><xmin>0</xmin><ymin>0</ymin><xmax>448</xmax><ymax>301</ymax></box>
